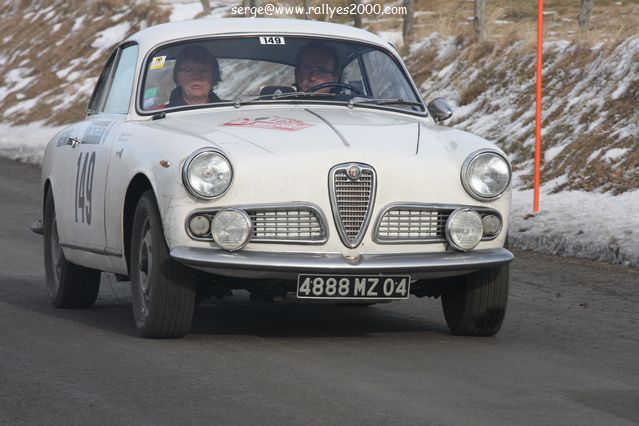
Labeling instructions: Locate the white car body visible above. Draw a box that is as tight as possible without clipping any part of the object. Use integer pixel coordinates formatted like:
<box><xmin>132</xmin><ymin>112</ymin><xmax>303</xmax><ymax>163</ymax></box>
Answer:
<box><xmin>37</xmin><ymin>19</ymin><xmax>513</xmax><ymax>338</ymax></box>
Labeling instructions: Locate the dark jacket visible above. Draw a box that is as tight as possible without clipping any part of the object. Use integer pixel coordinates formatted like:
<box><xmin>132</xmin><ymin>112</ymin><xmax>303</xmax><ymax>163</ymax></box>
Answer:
<box><xmin>167</xmin><ymin>86</ymin><xmax>222</xmax><ymax>107</ymax></box>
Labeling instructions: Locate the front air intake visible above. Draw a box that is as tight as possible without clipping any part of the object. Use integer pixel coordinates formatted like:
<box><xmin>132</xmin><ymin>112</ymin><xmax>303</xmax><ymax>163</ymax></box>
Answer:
<box><xmin>329</xmin><ymin>163</ymin><xmax>377</xmax><ymax>248</ymax></box>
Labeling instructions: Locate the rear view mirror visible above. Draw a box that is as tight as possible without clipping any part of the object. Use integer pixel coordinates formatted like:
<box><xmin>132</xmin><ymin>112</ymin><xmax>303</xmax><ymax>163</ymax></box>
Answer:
<box><xmin>427</xmin><ymin>98</ymin><xmax>453</xmax><ymax>124</ymax></box>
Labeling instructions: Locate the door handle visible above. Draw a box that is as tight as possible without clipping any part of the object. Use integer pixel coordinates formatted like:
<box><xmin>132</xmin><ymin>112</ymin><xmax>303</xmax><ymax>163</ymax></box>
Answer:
<box><xmin>66</xmin><ymin>137</ymin><xmax>80</xmax><ymax>148</ymax></box>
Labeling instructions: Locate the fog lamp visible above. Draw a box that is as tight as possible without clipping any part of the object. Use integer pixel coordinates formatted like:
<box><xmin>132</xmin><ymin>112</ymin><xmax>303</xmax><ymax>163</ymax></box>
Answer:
<box><xmin>210</xmin><ymin>209</ymin><xmax>252</xmax><ymax>251</ymax></box>
<box><xmin>445</xmin><ymin>209</ymin><xmax>483</xmax><ymax>251</ymax></box>
<box><xmin>482</xmin><ymin>214</ymin><xmax>502</xmax><ymax>237</ymax></box>
<box><xmin>189</xmin><ymin>215</ymin><xmax>211</xmax><ymax>237</ymax></box>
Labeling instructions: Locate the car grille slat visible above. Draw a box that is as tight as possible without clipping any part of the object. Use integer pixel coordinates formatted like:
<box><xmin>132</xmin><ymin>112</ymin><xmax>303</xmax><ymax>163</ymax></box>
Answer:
<box><xmin>329</xmin><ymin>165</ymin><xmax>376</xmax><ymax>248</ymax></box>
<box><xmin>376</xmin><ymin>207</ymin><xmax>450</xmax><ymax>242</ymax></box>
<box><xmin>248</xmin><ymin>209</ymin><xmax>325</xmax><ymax>241</ymax></box>
<box><xmin>188</xmin><ymin>205</ymin><xmax>327</xmax><ymax>244</ymax></box>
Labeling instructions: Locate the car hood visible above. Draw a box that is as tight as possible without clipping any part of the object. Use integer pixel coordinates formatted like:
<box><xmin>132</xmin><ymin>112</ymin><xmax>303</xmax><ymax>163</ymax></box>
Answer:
<box><xmin>151</xmin><ymin>107</ymin><xmax>421</xmax><ymax>155</ymax></box>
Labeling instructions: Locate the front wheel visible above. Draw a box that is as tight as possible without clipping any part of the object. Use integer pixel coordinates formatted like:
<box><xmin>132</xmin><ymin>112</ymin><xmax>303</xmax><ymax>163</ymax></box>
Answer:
<box><xmin>43</xmin><ymin>189</ymin><xmax>101</xmax><ymax>308</ymax></box>
<box><xmin>130</xmin><ymin>191</ymin><xmax>195</xmax><ymax>338</ymax></box>
<box><xmin>441</xmin><ymin>264</ymin><xmax>509</xmax><ymax>336</ymax></box>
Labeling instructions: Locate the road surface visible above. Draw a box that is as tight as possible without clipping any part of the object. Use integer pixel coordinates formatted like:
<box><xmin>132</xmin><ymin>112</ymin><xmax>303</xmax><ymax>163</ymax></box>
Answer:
<box><xmin>1</xmin><ymin>158</ymin><xmax>637</xmax><ymax>425</ymax></box>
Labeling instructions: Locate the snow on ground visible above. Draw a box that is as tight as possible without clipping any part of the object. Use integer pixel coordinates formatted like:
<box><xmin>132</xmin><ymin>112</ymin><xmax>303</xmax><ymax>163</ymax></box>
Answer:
<box><xmin>510</xmin><ymin>187</ymin><xmax>638</xmax><ymax>266</ymax></box>
<box><xmin>0</xmin><ymin>123</ymin><xmax>65</xmax><ymax>164</ymax></box>
<box><xmin>165</xmin><ymin>0</ymin><xmax>236</xmax><ymax>21</ymax></box>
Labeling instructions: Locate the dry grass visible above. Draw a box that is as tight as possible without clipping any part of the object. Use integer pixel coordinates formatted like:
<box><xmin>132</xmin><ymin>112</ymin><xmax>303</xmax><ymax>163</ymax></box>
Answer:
<box><xmin>0</xmin><ymin>0</ymin><xmax>169</xmax><ymax>125</ymax></box>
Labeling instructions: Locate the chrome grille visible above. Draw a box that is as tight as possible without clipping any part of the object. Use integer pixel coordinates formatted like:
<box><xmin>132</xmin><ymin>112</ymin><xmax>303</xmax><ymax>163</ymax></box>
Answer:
<box><xmin>330</xmin><ymin>164</ymin><xmax>376</xmax><ymax>248</ymax></box>
<box><xmin>248</xmin><ymin>209</ymin><xmax>324</xmax><ymax>241</ymax></box>
<box><xmin>374</xmin><ymin>204</ymin><xmax>502</xmax><ymax>244</ymax></box>
<box><xmin>376</xmin><ymin>208</ymin><xmax>449</xmax><ymax>242</ymax></box>
<box><xmin>186</xmin><ymin>205</ymin><xmax>327</xmax><ymax>244</ymax></box>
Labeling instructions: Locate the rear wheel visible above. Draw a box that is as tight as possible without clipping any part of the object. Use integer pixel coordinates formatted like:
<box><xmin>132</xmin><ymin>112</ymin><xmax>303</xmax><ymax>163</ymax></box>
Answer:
<box><xmin>130</xmin><ymin>191</ymin><xmax>195</xmax><ymax>338</ymax></box>
<box><xmin>441</xmin><ymin>264</ymin><xmax>509</xmax><ymax>336</ymax></box>
<box><xmin>43</xmin><ymin>189</ymin><xmax>101</xmax><ymax>308</ymax></box>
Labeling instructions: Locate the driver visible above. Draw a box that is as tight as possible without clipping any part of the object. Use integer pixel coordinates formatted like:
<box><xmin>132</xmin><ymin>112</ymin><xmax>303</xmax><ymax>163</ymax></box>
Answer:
<box><xmin>294</xmin><ymin>43</ymin><xmax>339</xmax><ymax>93</ymax></box>
<box><xmin>169</xmin><ymin>45</ymin><xmax>222</xmax><ymax>107</ymax></box>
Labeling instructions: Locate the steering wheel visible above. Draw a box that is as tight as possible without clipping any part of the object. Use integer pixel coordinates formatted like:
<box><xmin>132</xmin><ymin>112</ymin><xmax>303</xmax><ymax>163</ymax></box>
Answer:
<box><xmin>306</xmin><ymin>82</ymin><xmax>363</xmax><ymax>95</ymax></box>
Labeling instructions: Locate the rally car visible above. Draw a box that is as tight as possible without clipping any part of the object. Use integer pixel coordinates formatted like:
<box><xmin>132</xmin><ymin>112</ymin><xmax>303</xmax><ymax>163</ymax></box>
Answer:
<box><xmin>33</xmin><ymin>18</ymin><xmax>513</xmax><ymax>338</ymax></box>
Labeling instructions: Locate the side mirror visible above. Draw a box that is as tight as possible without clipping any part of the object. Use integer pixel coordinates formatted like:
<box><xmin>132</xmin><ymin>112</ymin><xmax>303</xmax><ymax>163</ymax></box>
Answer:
<box><xmin>427</xmin><ymin>98</ymin><xmax>453</xmax><ymax>124</ymax></box>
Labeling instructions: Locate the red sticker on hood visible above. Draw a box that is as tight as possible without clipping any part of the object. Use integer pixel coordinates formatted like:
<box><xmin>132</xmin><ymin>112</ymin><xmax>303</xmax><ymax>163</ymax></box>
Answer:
<box><xmin>222</xmin><ymin>116</ymin><xmax>313</xmax><ymax>132</ymax></box>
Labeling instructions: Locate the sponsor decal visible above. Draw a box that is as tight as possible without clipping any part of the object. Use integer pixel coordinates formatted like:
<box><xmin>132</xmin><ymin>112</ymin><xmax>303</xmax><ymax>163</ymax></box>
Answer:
<box><xmin>149</xmin><ymin>56</ymin><xmax>166</xmax><ymax>70</ymax></box>
<box><xmin>144</xmin><ymin>87</ymin><xmax>158</xmax><ymax>99</ymax></box>
<box><xmin>222</xmin><ymin>116</ymin><xmax>313</xmax><ymax>132</ymax></box>
<box><xmin>259</xmin><ymin>36</ymin><xmax>285</xmax><ymax>45</ymax></box>
<box><xmin>83</xmin><ymin>121</ymin><xmax>114</xmax><ymax>145</ymax></box>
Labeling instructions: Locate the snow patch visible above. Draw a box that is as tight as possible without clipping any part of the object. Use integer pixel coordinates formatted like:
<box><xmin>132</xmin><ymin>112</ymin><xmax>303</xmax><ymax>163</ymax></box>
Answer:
<box><xmin>510</xmin><ymin>188</ymin><xmax>639</xmax><ymax>266</ymax></box>
<box><xmin>169</xmin><ymin>2</ymin><xmax>203</xmax><ymax>21</ymax></box>
<box><xmin>89</xmin><ymin>22</ymin><xmax>131</xmax><ymax>62</ymax></box>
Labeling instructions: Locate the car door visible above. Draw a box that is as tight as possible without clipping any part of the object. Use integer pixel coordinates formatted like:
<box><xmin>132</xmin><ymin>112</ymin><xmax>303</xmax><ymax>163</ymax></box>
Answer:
<box><xmin>61</xmin><ymin>43</ymin><xmax>139</xmax><ymax>255</ymax></box>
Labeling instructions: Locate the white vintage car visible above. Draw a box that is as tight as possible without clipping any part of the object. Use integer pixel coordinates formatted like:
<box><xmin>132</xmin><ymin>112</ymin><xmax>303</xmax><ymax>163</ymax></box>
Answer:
<box><xmin>33</xmin><ymin>18</ymin><xmax>513</xmax><ymax>338</ymax></box>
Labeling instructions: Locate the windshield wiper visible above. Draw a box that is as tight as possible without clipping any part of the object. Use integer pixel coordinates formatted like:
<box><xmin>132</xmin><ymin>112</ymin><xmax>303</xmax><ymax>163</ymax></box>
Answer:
<box><xmin>348</xmin><ymin>97</ymin><xmax>423</xmax><ymax>108</ymax></box>
<box><xmin>272</xmin><ymin>91</ymin><xmax>337</xmax><ymax>100</ymax></box>
<box><xmin>233</xmin><ymin>91</ymin><xmax>337</xmax><ymax>108</ymax></box>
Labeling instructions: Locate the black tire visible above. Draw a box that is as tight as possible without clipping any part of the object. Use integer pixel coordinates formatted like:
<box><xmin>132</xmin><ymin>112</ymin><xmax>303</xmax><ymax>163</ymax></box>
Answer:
<box><xmin>441</xmin><ymin>264</ymin><xmax>509</xmax><ymax>336</ymax></box>
<box><xmin>130</xmin><ymin>191</ymin><xmax>195</xmax><ymax>338</ymax></box>
<box><xmin>43</xmin><ymin>189</ymin><xmax>101</xmax><ymax>308</ymax></box>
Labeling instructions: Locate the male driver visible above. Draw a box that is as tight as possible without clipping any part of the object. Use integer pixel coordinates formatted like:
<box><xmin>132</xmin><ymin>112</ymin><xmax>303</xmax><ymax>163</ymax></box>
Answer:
<box><xmin>294</xmin><ymin>43</ymin><xmax>339</xmax><ymax>93</ymax></box>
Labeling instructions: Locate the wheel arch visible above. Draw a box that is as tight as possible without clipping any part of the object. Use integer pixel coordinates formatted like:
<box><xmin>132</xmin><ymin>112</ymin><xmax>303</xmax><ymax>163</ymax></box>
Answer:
<box><xmin>123</xmin><ymin>173</ymin><xmax>154</xmax><ymax>275</ymax></box>
<box><xmin>43</xmin><ymin>179</ymin><xmax>52</xmax><ymax>215</ymax></box>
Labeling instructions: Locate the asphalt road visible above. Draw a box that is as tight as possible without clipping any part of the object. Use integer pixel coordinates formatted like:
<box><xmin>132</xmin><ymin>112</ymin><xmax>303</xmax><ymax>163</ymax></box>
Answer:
<box><xmin>1</xmin><ymin>157</ymin><xmax>638</xmax><ymax>425</ymax></box>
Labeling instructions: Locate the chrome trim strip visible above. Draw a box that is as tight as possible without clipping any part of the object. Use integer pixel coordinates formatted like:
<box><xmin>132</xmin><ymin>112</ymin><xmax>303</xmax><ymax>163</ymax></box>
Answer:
<box><xmin>184</xmin><ymin>202</ymin><xmax>329</xmax><ymax>244</ymax></box>
<box><xmin>329</xmin><ymin>162</ymin><xmax>377</xmax><ymax>249</ymax></box>
<box><xmin>460</xmin><ymin>149</ymin><xmax>512</xmax><ymax>202</ymax></box>
<box><xmin>170</xmin><ymin>247</ymin><xmax>513</xmax><ymax>274</ymax></box>
<box><xmin>135</xmin><ymin>34</ymin><xmax>427</xmax><ymax>118</ymax></box>
<box><xmin>305</xmin><ymin>109</ymin><xmax>350</xmax><ymax>147</ymax></box>
<box><xmin>59</xmin><ymin>242</ymin><xmax>122</xmax><ymax>257</ymax></box>
<box><xmin>372</xmin><ymin>202</ymin><xmax>503</xmax><ymax>244</ymax></box>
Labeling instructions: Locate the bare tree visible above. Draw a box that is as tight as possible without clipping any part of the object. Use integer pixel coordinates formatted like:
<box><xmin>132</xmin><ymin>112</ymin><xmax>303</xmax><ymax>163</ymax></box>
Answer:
<box><xmin>304</xmin><ymin>0</ymin><xmax>310</xmax><ymax>19</ymax></box>
<box><xmin>578</xmin><ymin>0</ymin><xmax>594</xmax><ymax>30</ymax></box>
<box><xmin>353</xmin><ymin>0</ymin><xmax>362</xmax><ymax>28</ymax></box>
<box><xmin>402</xmin><ymin>0</ymin><xmax>415</xmax><ymax>46</ymax></box>
<box><xmin>200</xmin><ymin>0</ymin><xmax>210</xmax><ymax>16</ymax></box>
<box><xmin>474</xmin><ymin>0</ymin><xmax>486</xmax><ymax>42</ymax></box>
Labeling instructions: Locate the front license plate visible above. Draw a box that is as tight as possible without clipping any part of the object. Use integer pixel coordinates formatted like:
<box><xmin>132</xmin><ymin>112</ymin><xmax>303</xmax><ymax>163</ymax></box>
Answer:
<box><xmin>296</xmin><ymin>274</ymin><xmax>411</xmax><ymax>300</ymax></box>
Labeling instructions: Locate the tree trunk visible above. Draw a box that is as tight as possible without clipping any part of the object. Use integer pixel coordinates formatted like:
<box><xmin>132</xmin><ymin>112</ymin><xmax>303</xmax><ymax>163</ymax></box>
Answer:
<box><xmin>304</xmin><ymin>0</ymin><xmax>310</xmax><ymax>19</ymax></box>
<box><xmin>402</xmin><ymin>0</ymin><xmax>415</xmax><ymax>46</ymax></box>
<box><xmin>474</xmin><ymin>0</ymin><xmax>486</xmax><ymax>42</ymax></box>
<box><xmin>200</xmin><ymin>0</ymin><xmax>210</xmax><ymax>16</ymax></box>
<box><xmin>578</xmin><ymin>0</ymin><xmax>594</xmax><ymax>29</ymax></box>
<box><xmin>353</xmin><ymin>0</ymin><xmax>362</xmax><ymax>28</ymax></box>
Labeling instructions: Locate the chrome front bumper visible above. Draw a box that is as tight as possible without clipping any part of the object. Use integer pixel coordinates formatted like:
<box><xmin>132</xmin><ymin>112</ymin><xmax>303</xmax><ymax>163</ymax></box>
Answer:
<box><xmin>170</xmin><ymin>247</ymin><xmax>513</xmax><ymax>280</ymax></box>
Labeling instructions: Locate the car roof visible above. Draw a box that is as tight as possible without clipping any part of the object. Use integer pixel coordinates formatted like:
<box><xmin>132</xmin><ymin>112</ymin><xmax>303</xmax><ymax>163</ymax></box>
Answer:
<box><xmin>126</xmin><ymin>18</ymin><xmax>394</xmax><ymax>53</ymax></box>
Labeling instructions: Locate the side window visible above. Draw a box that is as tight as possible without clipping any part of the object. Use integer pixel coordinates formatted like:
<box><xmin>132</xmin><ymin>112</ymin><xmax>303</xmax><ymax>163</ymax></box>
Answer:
<box><xmin>102</xmin><ymin>44</ymin><xmax>139</xmax><ymax>114</ymax></box>
<box><xmin>87</xmin><ymin>51</ymin><xmax>118</xmax><ymax>115</ymax></box>
<box><xmin>342</xmin><ymin>57</ymin><xmax>367</xmax><ymax>96</ymax></box>
<box><xmin>361</xmin><ymin>50</ymin><xmax>414</xmax><ymax>100</ymax></box>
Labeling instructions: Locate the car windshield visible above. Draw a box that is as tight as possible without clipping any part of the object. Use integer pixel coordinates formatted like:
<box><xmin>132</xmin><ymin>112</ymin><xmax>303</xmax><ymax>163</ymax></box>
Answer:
<box><xmin>139</xmin><ymin>36</ymin><xmax>424</xmax><ymax>114</ymax></box>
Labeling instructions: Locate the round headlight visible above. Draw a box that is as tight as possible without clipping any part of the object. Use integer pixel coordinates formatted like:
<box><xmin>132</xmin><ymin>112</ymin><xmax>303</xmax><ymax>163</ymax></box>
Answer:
<box><xmin>462</xmin><ymin>150</ymin><xmax>511</xmax><ymax>200</ymax></box>
<box><xmin>210</xmin><ymin>209</ymin><xmax>252</xmax><ymax>251</ymax></box>
<box><xmin>445</xmin><ymin>209</ymin><xmax>483</xmax><ymax>251</ymax></box>
<box><xmin>183</xmin><ymin>149</ymin><xmax>232</xmax><ymax>199</ymax></box>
